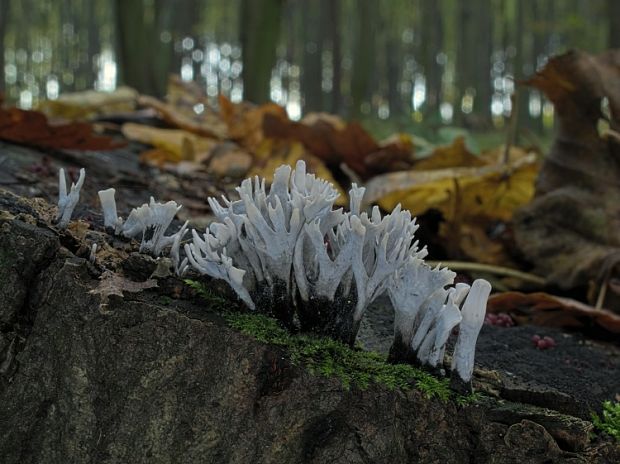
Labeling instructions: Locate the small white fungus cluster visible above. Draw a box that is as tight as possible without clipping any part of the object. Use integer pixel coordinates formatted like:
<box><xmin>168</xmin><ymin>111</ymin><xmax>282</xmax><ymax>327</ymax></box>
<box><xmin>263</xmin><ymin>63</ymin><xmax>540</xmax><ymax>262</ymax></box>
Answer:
<box><xmin>97</xmin><ymin>188</ymin><xmax>189</xmax><ymax>263</ymax></box>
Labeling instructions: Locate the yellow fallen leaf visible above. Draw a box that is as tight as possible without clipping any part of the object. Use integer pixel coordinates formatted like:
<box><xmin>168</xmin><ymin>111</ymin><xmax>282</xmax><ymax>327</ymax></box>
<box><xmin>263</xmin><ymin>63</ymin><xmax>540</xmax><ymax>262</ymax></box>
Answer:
<box><xmin>363</xmin><ymin>140</ymin><xmax>540</xmax><ymax>265</ymax></box>
<box><xmin>413</xmin><ymin>136</ymin><xmax>486</xmax><ymax>170</ymax></box>
<box><xmin>364</xmin><ymin>146</ymin><xmax>538</xmax><ymax>222</ymax></box>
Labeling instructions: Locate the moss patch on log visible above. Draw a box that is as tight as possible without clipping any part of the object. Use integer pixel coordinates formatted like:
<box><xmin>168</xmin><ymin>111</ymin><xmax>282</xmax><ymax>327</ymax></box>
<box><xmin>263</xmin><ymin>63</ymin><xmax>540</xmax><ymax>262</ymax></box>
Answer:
<box><xmin>226</xmin><ymin>311</ymin><xmax>461</xmax><ymax>401</ymax></box>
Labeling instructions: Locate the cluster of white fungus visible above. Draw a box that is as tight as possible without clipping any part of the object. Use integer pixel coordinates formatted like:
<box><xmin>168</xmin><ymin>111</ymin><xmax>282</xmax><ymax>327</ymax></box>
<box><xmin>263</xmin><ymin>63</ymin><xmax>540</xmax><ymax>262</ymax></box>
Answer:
<box><xmin>57</xmin><ymin>162</ymin><xmax>491</xmax><ymax>390</ymax></box>
<box><xmin>97</xmin><ymin>188</ymin><xmax>189</xmax><ymax>259</ymax></box>
<box><xmin>183</xmin><ymin>161</ymin><xmax>491</xmax><ymax>390</ymax></box>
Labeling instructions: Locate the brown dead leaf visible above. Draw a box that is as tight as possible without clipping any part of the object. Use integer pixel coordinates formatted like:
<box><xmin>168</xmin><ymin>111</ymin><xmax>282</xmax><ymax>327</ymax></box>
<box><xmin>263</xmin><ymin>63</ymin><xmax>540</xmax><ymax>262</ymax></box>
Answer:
<box><xmin>0</xmin><ymin>100</ymin><xmax>124</xmax><ymax>151</ymax></box>
<box><xmin>90</xmin><ymin>270</ymin><xmax>158</xmax><ymax>306</ymax></box>
<box><xmin>488</xmin><ymin>291</ymin><xmax>620</xmax><ymax>334</ymax></box>
<box><xmin>514</xmin><ymin>50</ymin><xmax>620</xmax><ymax>307</ymax></box>
<box><xmin>262</xmin><ymin>111</ymin><xmax>414</xmax><ymax>178</ymax></box>
<box><xmin>38</xmin><ymin>86</ymin><xmax>138</xmax><ymax>121</ymax></box>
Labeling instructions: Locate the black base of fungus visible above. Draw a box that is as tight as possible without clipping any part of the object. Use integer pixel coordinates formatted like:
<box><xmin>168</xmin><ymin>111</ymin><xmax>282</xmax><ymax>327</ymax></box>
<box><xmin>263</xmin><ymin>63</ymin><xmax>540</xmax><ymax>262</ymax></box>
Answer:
<box><xmin>297</xmin><ymin>292</ymin><xmax>359</xmax><ymax>346</ymax></box>
<box><xmin>388</xmin><ymin>331</ymin><xmax>417</xmax><ymax>364</ymax></box>
<box><xmin>254</xmin><ymin>279</ymin><xmax>296</xmax><ymax>330</ymax></box>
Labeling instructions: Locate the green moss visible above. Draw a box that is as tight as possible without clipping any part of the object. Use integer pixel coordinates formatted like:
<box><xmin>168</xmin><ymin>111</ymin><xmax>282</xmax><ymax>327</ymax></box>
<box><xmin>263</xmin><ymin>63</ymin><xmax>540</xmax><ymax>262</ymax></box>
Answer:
<box><xmin>592</xmin><ymin>401</ymin><xmax>620</xmax><ymax>441</ymax></box>
<box><xmin>226</xmin><ymin>312</ymin><xmax>290</xmax><ymax>344</ymax></box>
<box><xmin>225</xmin><ymin>312</ymin><xmax>458</xmax><ymax>401</ymax></box>
<box><xmin>455</xmin><ymin>391</ymin><xmax>485</xmax><ymax>406</ymax></box>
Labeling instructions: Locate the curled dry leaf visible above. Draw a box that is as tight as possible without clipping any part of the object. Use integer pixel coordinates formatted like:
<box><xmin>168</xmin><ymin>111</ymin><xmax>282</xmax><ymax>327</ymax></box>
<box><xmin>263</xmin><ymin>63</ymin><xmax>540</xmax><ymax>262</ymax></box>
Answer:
<box><xmin>487</xmin><ymin>291</ymin><xmax>620</xmax><ymax>334</ymax></box>
<box><xmin>514</xmin><ymin>50</ymin><xmax>620</xmax><ymax>308</ymax></box>
<box><xmin>0</xmin><ymin>100</ymin><xmax>124</xmax><ymax>151</ymax></box>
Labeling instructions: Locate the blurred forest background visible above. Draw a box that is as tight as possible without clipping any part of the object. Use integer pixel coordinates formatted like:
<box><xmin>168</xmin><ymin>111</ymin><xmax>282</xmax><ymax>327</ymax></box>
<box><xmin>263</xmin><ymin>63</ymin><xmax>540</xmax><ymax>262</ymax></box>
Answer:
<box><xmin>1</xmin><ymin>0</ymin><xmax>619</xmax><ymax>143</ymax></box>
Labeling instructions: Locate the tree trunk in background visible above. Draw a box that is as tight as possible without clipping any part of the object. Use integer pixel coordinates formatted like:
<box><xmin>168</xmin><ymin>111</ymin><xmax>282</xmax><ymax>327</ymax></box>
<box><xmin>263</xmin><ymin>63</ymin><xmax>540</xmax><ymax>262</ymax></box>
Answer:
<box><xmin>609</xmin><ymin>0</ymin><xmax>620</xmax><ymax>48</ymax></box>
<box><xmin>381</xmin><ymin>2</ymin><xmax>402</xmax><ymax>119</ymax></box>
<box><xmin>385</xmin><ymin>34</ymin><xmax>402</xmax><ymax>118</ymax></box>
<box><xmin>421</xmin><ymin>0</ymin><xmax>442</xmax><ymax>122</ymax></box>
<box><xmin>514</xmin><ymin>0</ymin><xmax>529</xmax><ymax>141</ymax></box>
<box><xmin>0</xmin><ymin>0</ymin><xmax>7</xmax><ymax>94</ymax></box>
<box><xmin>60</xmin><ymin>1</ymin><xmax>75</xmax><ymax>92</ymax></box>
<box><xmin>351</xmin><ymin>0</ymin><xmax>374</xmax><ymax>118</ymax></box>
<box><xmin>328</xmin><ymin>0</ymin><xmax>342</xmax><ymax>114</ymax></box>
<box><xmin>82</xmin><ymin>0</ymin><xmax>99</xmax><ymax>89</ymax></box>
<box><xmin>301</xmin><ymin>0</ymin><xmax>323</xmax><ymax>113</ymax></box>
<box><xmin>454</xmin><ymin>0</ymin><xmax>473</xmax><ymax>126</ymax></box>
<box><xmin>114</xmin><ymin>0</ymin><xmax>170</xmax><ymax>97</ymax></box>
<box><xmin>280</xmin><ymin>0</ymin><xmax>296</xmax><ymax>104</ymax></box>
<box><xmin>474</xmin><ymin>0</ymin><xmax>493</xmax><ymax>128</ymax></box>
<box><xmin>152</xmin><ymin>0</ymin><xmax>183</xmax><ymax>87</ymax></box>
<box><xmin>165</xmin><ymin>0</ymin><xmax>199</xmax><ymax>77</ymax></box>
<box><xmin>531</xmin><ymin>0</ymin><xmax>545</xmax><ymax>134</ymax></box>
<box><xmin>240</xmin><ymin>0</ymin><xmax>283</xmax><ymax>104</ymax></box>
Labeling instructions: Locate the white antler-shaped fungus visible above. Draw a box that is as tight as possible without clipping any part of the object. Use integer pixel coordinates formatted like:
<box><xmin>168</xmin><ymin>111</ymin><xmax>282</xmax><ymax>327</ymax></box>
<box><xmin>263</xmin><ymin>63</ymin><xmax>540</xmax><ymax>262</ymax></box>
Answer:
<box><xmin>56</xmin><ymin>168</ymin><xmax>85</xmax><ymax>229</ymax></box>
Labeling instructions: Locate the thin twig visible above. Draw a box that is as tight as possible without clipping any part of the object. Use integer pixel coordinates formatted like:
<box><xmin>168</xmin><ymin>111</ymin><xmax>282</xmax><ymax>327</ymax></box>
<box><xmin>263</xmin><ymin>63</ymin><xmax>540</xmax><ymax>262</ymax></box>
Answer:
<box><xmin>426</xmin><ymin>260</ymin><xmax>546</xmax><ymax>286</ymax></box>
<box><xmin>595</xmin><ymin>270</ymin><xmax>611</xmax><ymax>310</ymax></box>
